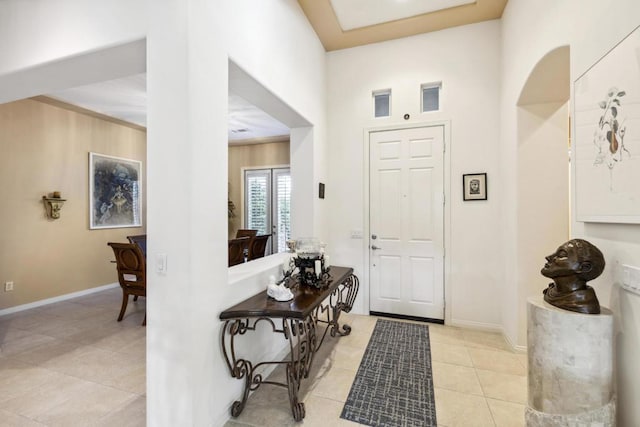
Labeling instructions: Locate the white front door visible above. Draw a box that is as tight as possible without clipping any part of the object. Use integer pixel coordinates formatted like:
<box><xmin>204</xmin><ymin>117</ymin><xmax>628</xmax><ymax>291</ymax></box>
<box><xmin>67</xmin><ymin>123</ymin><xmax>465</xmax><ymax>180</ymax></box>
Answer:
<box><xmin>369</xmin><ymin>126</ymin><xmax>445</xmax><ymax>320</ymax></box>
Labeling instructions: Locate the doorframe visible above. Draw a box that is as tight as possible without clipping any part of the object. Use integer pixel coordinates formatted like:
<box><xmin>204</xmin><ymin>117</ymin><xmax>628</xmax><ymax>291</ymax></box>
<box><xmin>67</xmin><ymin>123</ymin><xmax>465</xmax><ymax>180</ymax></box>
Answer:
<box><xmin>362</xmin><ymin>120</ymin><xmax>452</xmax><ymax>325</ymax></box>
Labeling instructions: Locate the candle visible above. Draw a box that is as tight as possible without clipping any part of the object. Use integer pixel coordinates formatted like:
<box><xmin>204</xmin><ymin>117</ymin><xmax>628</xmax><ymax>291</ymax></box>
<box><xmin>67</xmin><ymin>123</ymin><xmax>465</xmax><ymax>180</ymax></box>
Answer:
<box><xmin>324</xmin><ymin>255</ymin><xmax>330</xmax><ymax>267</ymax></box>
<box><xmin>315</xmin><ymin>259</ymin><xmax>322</xmax><ymax>277</ymax></box>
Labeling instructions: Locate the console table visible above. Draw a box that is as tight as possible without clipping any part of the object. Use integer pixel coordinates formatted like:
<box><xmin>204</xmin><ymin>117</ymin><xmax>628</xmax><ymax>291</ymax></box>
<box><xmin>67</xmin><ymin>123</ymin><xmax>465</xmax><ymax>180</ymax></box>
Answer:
<box><xmin>220</xmin><ymin>266</ymin><xmax>359</xmax><ymax>421</ymax></box>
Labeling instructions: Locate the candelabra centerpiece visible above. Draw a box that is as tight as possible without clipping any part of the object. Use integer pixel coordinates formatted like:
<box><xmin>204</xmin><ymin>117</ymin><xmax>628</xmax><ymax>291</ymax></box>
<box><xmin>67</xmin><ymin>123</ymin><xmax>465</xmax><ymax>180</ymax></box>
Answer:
<box><xmin>283</xmin><ymin>238</ymin><xmax>331</xmax><ymax>289</ymax></box>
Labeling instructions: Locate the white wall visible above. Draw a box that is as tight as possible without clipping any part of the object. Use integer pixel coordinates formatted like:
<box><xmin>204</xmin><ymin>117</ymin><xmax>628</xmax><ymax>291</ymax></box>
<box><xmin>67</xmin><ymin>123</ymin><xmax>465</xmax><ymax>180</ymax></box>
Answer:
<box><xmin>516</xmin><ymin>101</ymin><xmax>569</xmax><ymax>346</ymax></box>
<box><xmin>4</xmin><ymin>0</ymin><xmax>637</xmax><ymax>424</ymax></box>
<box><xmin>326</xmin><ymin>21</ymin><xmax>503</xmax><ymax>329</ymax></box>
<box><xmin>0</xmin><ymin>0</ymin><xmax>326</xmax><ymax>425</ymax></box>
<box><xmin>146</xmin><ymin>1</ymin><xmax>327</xmax><ymax>425</ymax></box>
<box><xmin>226</xmin><ymin>2</ymin><xmax>329</xmax><ymax>240</ymax></box>
<box><xmin>0</xmin><ymin>1</ymin><xmax>146</xmax><ymax>104</ymax></box>
<box><xmin>0</xmin><ymin>0</ymin><xmax>145</xmax><ymax>76</ymax></box>
<box><xmin>501</xmin><ymin>0</ymin><xmax>640</xmax><ymax>424</ymax></box>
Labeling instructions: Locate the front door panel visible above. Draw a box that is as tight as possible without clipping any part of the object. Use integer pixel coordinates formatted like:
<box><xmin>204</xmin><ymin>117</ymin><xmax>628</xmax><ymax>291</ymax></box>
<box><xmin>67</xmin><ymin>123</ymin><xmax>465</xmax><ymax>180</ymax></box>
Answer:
<box><xmin>369</xmin><ymin>126</ymin><xmax>445</xmax><ymax>320</ymax></box>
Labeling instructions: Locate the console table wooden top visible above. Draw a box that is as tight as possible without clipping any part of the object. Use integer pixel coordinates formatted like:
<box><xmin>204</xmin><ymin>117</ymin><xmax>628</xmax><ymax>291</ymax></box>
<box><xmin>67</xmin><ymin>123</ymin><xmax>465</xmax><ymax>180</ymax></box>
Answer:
<box><xmin>219</xmin><ymin>266</ymin><xmax>353</xmax><ymax>320</ymax></box>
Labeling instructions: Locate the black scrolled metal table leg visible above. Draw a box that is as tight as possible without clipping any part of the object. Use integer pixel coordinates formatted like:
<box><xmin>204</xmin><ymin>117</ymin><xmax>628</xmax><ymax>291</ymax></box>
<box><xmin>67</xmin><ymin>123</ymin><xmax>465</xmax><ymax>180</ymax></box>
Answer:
<box><xmin>330</xmin><ymin>303</ymin><xmax>351</xmax><ymax>337</ymax></box>
<box><xmin>286</xmin><ymin>364</ymin><xmax>306</xmax><ymax>421</ymax></box>
<box><xmin>221</xmin><ymin>318</ymin><xmax>273</xmax><ymax>418</ymax></box>
<box><xmin>230</xmin><ymin>359</ymin><xmax>253</xmax><ymax>417</ymax></box>
<box><xmin>283</xmin><ymin>316</ymin><xmax>317</xmax><ymax>421</ymax></box>
<box><xmin>329</xmin><ymin>274</ymin><xmax>359</xmax><ymax>337</ymax></box>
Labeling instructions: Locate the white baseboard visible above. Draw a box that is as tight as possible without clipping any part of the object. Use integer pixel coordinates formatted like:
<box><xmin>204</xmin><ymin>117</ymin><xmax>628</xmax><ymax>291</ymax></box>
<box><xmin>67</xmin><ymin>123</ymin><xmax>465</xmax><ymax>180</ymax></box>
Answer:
<box><xmin>449</xmin><ymin>318</ymin><xmax>503</xmax><ymax>332</ymax></box>
<box><xmin>502</xmin><ymin>330</ymin><xmax>528</xmax><ymax>354</ymax></box>
<box><xmin>449</xmin><ymin>318</ymin><xmax>528</xmax><ymax>353</ymax></box>
<box><xmin>0</xmin><ymin>282</ymin><xmax>119</xmax><ymax>317</ymax></box>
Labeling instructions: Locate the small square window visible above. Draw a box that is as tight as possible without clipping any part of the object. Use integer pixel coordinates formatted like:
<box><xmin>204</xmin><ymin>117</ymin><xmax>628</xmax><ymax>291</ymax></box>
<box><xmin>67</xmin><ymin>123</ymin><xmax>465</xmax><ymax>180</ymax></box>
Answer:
<box><xmin>421</xmin><ymin>83</ymin><xmax>441</xmax><ymax>112</ymax></box>
<box><xmin>373</xmin><ymin>90</ymin><xmax>391</xmax><ymax>118</ymax></box>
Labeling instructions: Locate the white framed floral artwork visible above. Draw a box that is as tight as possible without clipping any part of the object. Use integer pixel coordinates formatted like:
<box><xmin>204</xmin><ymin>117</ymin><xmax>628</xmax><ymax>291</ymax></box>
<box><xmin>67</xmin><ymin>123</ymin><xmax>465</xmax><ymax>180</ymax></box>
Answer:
<box><xmin>574</xmin><ymin>25</ymin><xmax>640</xmax><ymax>223</ymax></box>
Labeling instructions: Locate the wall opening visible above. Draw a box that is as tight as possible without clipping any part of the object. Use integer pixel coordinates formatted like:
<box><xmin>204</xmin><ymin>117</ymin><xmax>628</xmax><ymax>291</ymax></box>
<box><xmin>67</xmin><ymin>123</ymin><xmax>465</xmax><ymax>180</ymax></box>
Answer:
<box><xmin>515</xmin><ymin>45</ymin><xmax>571</xmax><ymax>345</ymax></box>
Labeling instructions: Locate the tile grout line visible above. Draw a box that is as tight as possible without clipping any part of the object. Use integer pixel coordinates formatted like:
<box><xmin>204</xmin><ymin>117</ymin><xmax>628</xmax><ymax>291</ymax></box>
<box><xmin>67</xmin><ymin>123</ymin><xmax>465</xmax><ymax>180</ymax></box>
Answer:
<box><xmin>466</xmin><ymin>340</ymin><xmax>499</xmax><ymax>426</ymax></box>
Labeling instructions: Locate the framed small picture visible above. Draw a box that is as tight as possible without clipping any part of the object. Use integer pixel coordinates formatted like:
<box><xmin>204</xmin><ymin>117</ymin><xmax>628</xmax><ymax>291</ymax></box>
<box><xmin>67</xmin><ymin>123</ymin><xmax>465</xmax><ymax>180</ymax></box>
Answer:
<box><xmin>463</xmin><ymin>173</ymin><xmax>487</xmax><ymax>201</ymax></box>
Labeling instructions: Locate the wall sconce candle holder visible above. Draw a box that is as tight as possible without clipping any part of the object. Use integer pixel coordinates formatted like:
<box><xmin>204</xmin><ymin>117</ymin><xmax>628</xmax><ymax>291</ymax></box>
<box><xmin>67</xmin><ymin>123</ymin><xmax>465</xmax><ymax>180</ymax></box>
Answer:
<box><xmin>42</xmin><ymin>192</ymin><xmax>66</xmax><ymax>219</ymax></box>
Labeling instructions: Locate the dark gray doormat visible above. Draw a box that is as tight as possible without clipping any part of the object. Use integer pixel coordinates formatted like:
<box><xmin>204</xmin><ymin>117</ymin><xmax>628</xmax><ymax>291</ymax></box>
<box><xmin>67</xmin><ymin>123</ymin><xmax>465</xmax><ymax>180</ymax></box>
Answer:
<box><xmin>340</xmin><ymin>319</ymin><xmax>437</xmax><ymax>426</ymax></box>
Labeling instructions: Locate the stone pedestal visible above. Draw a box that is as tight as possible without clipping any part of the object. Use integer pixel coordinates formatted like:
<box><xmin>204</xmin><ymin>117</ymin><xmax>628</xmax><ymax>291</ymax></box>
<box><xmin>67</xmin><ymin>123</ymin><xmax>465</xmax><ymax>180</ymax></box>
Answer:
<box><xmin>526</xmin><ymin>296</ymin><xmax>615</xmax><ymax>426</ymax></box>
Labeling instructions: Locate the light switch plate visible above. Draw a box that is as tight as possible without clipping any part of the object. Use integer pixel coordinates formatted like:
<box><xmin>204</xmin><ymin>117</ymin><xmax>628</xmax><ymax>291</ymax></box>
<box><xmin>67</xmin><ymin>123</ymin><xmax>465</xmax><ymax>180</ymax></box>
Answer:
<box><xmin>621</xmin><ymin>264</ymin><xmax>640</xmax><ymax>296</ymax></box>
<box><xmin>156</xmin><ymin>253</ymin><xmax>168</xmax><ymax>275</ymax></box>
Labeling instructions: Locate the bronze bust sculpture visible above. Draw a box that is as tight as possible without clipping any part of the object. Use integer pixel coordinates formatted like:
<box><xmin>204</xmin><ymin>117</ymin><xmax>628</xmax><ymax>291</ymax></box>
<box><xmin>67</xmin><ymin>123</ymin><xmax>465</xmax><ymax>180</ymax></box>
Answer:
<box><xmin>541</xmin><ymin>239</ymin><xmax>605</xmax><ymax>314</ymax></box>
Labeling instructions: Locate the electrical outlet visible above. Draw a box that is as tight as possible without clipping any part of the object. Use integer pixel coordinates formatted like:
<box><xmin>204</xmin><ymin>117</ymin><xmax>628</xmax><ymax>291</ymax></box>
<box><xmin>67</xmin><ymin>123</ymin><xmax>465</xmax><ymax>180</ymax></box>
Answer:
<box><xmin>4</xmin><ymin>281</ymin><xmax>14</xmax><ymax>292</ymax></box>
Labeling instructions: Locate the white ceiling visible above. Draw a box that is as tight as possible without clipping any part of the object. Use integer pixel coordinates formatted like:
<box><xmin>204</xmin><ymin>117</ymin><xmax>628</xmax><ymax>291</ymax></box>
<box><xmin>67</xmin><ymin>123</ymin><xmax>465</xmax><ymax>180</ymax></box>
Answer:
<box><xmin>330</xmin><ymin>0</ymin><xmax>476</xmax><ymax>30</ymax></box>
<box><xmin>48</xmin><ymin>73</ymin><xmax>147</xmax><ymax>127</ymax></box>
<box><xmin>228</xmin><ymin>93</ymin><xmax>290</xmax><ymax>141</ymax></box>
<box><xmin>47</xmin><ymin>73</ymin><xmax>291</xmax><ymax>143</ymax></box>
<box><xmin>298</xmin><ymin>0</ymin><xmax>507</xmax><ymax>51</ymax></box>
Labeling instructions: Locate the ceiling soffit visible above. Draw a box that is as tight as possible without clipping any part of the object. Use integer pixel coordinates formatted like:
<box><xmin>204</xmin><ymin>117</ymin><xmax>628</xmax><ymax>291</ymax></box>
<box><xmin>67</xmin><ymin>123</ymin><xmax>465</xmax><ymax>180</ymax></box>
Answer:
<box><xmin>330</xmin><ymin>0</ymin><xmax>476</xmax><ymax>31</ymax></box>
<box><xmin>298</xmin><ymin>0</ymin><xmax>508</xmax><ymax>51</ymax></box>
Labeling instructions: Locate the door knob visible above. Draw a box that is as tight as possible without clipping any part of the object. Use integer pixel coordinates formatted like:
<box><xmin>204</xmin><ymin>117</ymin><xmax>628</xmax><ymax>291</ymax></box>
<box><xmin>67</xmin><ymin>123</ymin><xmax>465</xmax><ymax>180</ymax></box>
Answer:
<box><xmin>371</xmin><ymin>245</ymin><xmax>382</xmax><ymax>250</ymax></box>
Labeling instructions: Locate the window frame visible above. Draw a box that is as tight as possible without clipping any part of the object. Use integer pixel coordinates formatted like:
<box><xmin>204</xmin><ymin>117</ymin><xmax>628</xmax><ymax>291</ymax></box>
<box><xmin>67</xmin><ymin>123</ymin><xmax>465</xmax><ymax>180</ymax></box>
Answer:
<box><xmin>421</xmin><ymin>82</ymin><xmax>442</xmax><ymax>113</ymax></box>
<box><xmin>372</xmin><ymin>89</ymin><xmax>392</xmax><ymax>118</ymax></box>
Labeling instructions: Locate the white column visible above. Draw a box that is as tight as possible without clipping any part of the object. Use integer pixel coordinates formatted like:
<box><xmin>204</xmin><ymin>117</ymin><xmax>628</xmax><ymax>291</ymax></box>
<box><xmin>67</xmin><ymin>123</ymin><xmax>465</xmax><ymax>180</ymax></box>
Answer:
<box><xmin>146</xmin><ymin>0</ymin><xmax>229</xmax><ymax>425</ymax></box>
<box><xmin>526</xmin><ymin>296</ymin><xmax>615</xmax><ymax>426</ymax></box>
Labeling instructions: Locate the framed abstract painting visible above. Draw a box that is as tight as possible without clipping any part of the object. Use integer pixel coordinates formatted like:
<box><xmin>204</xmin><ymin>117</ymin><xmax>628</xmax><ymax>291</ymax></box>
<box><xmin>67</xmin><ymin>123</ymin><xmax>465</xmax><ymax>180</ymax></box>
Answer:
<box><xmin>89</xmin><ymin>152</ymin><xmax>142</xmax><ymax>229</ymax></box>
<box><xmin>574</xmin><ymin>25</ymin><xmax>640</xmax><ymax>223</ymax></box>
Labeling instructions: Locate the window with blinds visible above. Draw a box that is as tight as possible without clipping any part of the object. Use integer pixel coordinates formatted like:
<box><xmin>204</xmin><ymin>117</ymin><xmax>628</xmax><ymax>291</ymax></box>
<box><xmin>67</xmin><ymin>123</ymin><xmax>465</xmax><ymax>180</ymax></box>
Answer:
<box><xmin>274</xmin><ymin>171</ymin><xmax>291</xmax><ymax>253</ymax></box>
<box><xmin>244</xmin><ymin>167</ymin><xmax>291</xmax><ymax>254</ymax></box>
<box><xmin>245</xmin><ymin>172</ymin><xmax>269</xmax><ymax>235</ymax></box>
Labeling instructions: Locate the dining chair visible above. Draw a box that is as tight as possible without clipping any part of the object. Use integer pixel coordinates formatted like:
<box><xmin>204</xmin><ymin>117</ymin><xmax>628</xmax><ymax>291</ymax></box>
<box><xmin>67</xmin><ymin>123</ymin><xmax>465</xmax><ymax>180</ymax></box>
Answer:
<box><xmin>235</xmin><ymin>229</ymin><xmax>257</xmax><ymax>261</ymax></box>
<box><xmin>126</xmin><ymin>234</ymin><xmax>147</xmax><ymax>257</ymax></box>
<box><xmin>229</xmin><ymin>236</ymin><xmax>251</xmax><ymax>266</ymax></box>
<box><xmin>235</xmin><ymin>229</ymin><xmax>258</xmax><ymax>239</ymax></box>
<box><xmin>248</xmin><ymin>234</ymin><xmax>271</xmax><ymax>261</ymax></box>
<box><xmin>108</xmin><ymin>242</ymin><xmax>146</xmax><ymax>326</ymax></box>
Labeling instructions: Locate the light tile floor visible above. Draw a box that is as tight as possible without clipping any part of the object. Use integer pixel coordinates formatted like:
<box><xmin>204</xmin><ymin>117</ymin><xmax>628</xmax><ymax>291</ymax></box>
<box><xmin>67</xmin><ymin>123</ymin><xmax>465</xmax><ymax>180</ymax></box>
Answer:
<box><xmin>0</xmin><ymin>288</ymin><xmax>146</xmax><ymax>427</ymax></box>
<box><xmin>224</xmin><ymin>314</ymin><xmax>526</xmax><ymax>427</ymax></box>
<box><xmin>0</xmin><ymin>288</ymin><xmax>526</xmax><ymax>426</ymax></box>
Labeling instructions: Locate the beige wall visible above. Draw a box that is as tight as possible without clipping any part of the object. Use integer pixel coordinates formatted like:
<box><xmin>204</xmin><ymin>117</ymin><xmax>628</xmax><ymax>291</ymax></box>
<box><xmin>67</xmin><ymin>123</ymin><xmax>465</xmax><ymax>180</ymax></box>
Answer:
<box><xmin>0</xmin><ymin>98</ymin><xmax>146</xmax><ymax>309</ymax></box>
<box><xmin>228</xmin><ymin>141</ymin><xmax>290</xmax><ymax>238</ymax></box>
